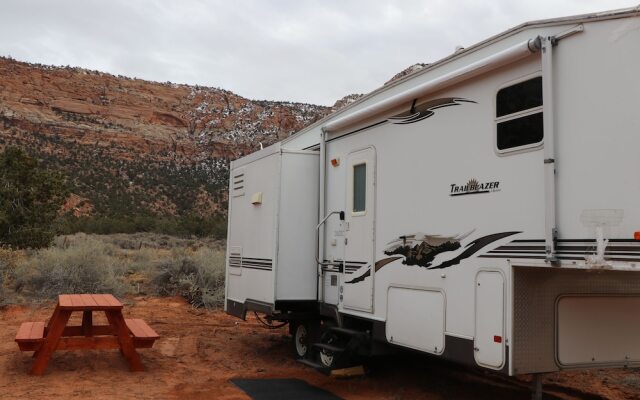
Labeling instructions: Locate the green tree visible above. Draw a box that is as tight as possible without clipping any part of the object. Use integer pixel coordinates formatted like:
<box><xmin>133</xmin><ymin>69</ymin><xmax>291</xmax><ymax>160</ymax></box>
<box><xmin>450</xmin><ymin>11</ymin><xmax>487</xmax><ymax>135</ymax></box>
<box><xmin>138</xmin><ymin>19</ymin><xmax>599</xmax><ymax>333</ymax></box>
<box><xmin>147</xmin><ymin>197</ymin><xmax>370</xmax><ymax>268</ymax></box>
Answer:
<box><xmin>0</xmin><ymin>147</ymin><xmax>68</xmax><ymax>248</ymax></box>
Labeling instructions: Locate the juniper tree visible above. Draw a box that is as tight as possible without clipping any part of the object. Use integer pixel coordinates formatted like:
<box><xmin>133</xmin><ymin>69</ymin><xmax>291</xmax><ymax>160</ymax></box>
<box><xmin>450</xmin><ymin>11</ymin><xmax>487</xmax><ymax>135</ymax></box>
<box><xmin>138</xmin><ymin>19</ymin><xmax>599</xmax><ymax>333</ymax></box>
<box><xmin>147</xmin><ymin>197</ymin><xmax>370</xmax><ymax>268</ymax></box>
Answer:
<box><xmin>0</xmin><ymin>147</ymin><xmax>68</xmax><ymax>248</ymax></box>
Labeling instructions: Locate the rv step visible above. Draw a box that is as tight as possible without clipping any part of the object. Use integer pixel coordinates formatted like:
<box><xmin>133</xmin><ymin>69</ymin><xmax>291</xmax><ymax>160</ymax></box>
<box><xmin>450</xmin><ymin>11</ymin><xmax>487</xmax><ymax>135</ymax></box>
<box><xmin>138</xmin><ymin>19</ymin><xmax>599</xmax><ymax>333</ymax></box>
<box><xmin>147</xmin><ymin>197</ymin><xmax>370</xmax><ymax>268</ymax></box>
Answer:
<box><xmin>312</xmin><ymin>342</ymin><xmax>346</xmax><ymax>353</ymax></box>
<box><xmin>297</xmin><ymin>358</ymin><xmax>330</xmax><ymax>373</ymax></box>
<box><xmin>328</xmin><ymin>326</ymin><xmax>368</xmax><ymax>337</ymax></box>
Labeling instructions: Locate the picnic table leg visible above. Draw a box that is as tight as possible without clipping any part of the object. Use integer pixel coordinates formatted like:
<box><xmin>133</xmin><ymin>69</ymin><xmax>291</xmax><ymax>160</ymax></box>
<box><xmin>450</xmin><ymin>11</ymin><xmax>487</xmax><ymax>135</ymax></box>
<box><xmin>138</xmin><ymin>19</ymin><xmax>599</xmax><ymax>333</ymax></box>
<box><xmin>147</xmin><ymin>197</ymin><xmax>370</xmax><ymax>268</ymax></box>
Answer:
<box><xmin>31</xmin><ymin>310</ymin><xmax>72</xmax><ymax>375</ymax></box>
<box><xmin>82</xmin><ymin>310</ymin><xmax>93</xmax><ymax>336</ymax></box>
<box><xmin>106</xmin><ymin>310</ymin><xmax>144</xmax><ymax>372</ymax></box>
<box><xmin>34</xmin><ymin>304</ymin><xmax>61</xmax><ymax>359</ymax></box>
<box><xmin>45</xmin><ymin>305</ymin><xmax>61</xmax><ymax>335</ymax></box>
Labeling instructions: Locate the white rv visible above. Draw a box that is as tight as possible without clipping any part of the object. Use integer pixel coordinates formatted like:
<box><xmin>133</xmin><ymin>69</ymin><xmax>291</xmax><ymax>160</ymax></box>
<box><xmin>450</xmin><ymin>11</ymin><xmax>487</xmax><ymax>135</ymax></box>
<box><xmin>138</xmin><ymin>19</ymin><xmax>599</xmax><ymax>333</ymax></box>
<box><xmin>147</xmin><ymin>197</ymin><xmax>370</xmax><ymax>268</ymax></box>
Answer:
<box><xmin>225</xmin><ymin>6</ymin><xmax>640</xmax><ymax>386</ymax></box>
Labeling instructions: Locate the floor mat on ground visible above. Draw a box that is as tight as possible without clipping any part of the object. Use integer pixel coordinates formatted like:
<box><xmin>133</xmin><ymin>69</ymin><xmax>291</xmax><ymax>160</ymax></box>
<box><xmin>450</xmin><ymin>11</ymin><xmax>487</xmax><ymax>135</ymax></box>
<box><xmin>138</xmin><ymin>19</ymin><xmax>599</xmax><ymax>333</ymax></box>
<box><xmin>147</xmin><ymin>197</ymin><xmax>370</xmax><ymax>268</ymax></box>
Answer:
<box><xmin>231</xmin><ymin>378</ymin><xmax>343</xmax><ymax>400</ymax></box>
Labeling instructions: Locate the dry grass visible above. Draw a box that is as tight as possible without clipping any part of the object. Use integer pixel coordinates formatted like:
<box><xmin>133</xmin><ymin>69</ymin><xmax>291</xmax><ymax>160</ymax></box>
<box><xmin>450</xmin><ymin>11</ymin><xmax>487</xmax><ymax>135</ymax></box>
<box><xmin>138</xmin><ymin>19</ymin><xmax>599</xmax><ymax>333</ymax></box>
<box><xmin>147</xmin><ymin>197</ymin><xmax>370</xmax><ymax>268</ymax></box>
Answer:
<box><xmin>0</xmin><ymin>233</ymin><xmax>226</xmax><ymax>308</ymax></box>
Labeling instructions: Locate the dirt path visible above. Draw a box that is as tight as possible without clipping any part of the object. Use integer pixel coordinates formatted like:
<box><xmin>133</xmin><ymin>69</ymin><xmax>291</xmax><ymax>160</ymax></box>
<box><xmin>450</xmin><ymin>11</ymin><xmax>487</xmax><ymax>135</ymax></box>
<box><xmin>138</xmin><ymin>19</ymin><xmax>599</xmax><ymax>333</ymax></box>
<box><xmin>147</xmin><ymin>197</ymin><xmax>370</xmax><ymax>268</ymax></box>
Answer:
<box><xmin>1</xmin><ymin>297</ymin><xmax>638</xmax><ymax>399</ymax></box>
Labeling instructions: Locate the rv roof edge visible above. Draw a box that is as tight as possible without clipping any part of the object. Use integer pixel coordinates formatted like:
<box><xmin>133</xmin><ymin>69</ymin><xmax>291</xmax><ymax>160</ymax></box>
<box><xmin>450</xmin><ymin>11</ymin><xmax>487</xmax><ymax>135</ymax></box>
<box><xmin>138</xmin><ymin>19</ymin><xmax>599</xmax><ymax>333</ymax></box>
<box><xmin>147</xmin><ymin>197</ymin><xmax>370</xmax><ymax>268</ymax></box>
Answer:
<box><xmin>322</xmin><ymin>37</ymin><xmax>542</xmax><ymax>134</ymax></box>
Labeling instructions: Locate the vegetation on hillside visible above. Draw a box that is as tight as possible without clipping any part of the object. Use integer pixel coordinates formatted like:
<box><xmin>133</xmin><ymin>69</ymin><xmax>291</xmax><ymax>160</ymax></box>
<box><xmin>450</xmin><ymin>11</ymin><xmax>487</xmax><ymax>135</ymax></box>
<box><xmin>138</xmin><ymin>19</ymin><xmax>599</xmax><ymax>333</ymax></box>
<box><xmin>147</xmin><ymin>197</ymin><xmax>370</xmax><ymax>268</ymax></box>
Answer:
<box><xmin>0</xmin><ymin>132</ymin><xmax>230</xmax><ymax>217</ymax></box>
<box><xmin>0</xmin><ymin>147</ymin><xmax>68</xmax><ymax>248</ymax></box>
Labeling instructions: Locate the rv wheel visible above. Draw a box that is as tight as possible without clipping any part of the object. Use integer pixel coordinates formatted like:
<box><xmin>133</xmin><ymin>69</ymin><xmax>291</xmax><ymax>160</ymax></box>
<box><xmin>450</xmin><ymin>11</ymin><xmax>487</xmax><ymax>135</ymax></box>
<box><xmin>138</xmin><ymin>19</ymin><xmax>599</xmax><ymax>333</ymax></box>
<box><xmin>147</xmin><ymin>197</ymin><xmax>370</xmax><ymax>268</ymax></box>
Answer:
<box><xmin>319</xmin><ymin>347</ymin><xmax>335</xmax><ymax>368</ymax></box>
<box><xmin>318</xmin><ymin>331</ymin><xmax>340</xmax><ymax>369</ymax></box>
<box><xmin>293</xmin><ymin>322</ymin><xmax>310</xmax><ymax>359</ymax></box>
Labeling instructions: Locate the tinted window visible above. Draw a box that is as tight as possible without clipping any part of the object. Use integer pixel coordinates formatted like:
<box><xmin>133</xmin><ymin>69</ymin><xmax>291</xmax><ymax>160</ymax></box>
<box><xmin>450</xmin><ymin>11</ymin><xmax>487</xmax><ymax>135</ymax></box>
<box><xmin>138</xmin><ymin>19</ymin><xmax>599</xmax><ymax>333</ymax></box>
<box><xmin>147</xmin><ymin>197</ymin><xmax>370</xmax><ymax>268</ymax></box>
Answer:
<box><xmin>497</xmin><ymin>112</ymin><xmax>543</xmax><ymax>150</ymax></box>
<box><xmin>496</xmin><ymin>77</ymin><xmax>542</xmax><ymax>117</ymax></box>
<box><xmin>353</xmin><ymin>163</ymin><xmax>366</xmax><ymax>213</ymax></box>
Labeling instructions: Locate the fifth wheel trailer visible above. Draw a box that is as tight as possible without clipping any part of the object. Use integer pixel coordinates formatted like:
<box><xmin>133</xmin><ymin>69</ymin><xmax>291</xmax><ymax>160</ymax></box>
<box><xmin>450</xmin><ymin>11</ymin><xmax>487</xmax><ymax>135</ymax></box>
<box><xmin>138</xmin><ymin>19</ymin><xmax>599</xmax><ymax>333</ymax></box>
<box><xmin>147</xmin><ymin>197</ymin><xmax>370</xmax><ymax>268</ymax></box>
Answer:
<box><xmin>225</xmin><ymin>6</ymin><xmax>640</xmax><ymax>383</ymax></box>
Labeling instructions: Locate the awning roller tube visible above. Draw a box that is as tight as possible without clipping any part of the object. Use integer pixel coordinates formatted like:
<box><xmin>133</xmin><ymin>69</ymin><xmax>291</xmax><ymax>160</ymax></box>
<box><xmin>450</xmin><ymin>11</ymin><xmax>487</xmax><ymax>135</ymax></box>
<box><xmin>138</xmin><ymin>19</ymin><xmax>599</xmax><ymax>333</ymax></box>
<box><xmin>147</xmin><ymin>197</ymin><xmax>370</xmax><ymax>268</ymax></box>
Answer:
<box><xmin>323</xmin><ymin>37</ymin><xmax>542</xmax><ymax>133</ymax></box>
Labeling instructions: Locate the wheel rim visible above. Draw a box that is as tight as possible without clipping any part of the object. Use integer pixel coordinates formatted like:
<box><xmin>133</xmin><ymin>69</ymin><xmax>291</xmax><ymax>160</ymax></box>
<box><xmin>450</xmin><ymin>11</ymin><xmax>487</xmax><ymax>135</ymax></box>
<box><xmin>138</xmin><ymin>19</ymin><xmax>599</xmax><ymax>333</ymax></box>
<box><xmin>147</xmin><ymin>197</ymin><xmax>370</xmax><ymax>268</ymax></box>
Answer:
<box><xmin>295</xmin><ymin>324</ymin><xmax>308</xmax><ymax>357</ymax></box>
<box><xmin>319</xmin><ymin>334</ymin><xmax>336</xmax><ymax>367</ymax></box>
<box><xmin>319</xmin><ymin>349</ymin><xmax>334</xmax><ymax>367</ymax></box>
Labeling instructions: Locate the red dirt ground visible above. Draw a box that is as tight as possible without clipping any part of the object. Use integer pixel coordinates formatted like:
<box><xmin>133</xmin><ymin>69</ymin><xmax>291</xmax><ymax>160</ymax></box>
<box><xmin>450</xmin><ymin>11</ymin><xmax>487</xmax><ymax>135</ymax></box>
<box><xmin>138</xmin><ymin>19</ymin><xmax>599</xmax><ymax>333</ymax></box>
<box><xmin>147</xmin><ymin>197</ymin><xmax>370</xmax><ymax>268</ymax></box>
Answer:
<box><xmin>1</xmin><ymin>297</ymin><xmax>639</xmax><ymax>399</ymax></box>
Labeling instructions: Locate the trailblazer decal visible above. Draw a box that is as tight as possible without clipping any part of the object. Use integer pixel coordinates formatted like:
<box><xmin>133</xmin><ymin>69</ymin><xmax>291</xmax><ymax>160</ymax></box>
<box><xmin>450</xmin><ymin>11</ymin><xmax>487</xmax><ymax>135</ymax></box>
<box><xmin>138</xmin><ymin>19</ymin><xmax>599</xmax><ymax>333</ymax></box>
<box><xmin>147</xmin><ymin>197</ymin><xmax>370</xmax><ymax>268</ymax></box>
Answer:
<box><xmin>450</xmin><ymin>178</ymin><xmax>500</xmax><ymax>197</ymax></box>
<box><xmin>345</xmin><ymin>231</ymin><xmax>520</xmax><ymax>284</ymax></box>
<box><xmin>387</xmin><ymin>97</ymin><xmax>476</xmax><ymax>125</ymax></box>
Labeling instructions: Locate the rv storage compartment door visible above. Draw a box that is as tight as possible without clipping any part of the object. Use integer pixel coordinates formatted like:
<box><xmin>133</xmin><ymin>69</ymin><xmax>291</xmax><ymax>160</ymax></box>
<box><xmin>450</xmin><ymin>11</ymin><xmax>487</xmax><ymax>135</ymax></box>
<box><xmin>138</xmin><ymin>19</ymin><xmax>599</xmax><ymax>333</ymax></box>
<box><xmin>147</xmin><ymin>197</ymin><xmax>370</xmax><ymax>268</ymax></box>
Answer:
<box><xmin>557</xmin><ymin>296</ymin><xmax>640</xmax><ymax>366</ymax></box>
<box><xmin>386</xmin><ymin>287</ymin><xmax>445</xmax><ymax>354</ymax></box>
<box><xmin>474</xmin><ymin>271</ymin><xmax>505</xmax><ymax>369</ymax></box>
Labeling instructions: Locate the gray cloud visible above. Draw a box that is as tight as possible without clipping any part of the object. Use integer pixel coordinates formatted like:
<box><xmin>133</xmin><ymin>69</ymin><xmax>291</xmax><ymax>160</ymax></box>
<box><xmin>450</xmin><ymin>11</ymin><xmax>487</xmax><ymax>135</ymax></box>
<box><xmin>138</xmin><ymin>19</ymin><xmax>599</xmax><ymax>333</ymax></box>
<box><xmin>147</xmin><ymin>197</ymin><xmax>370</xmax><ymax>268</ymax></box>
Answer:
<box><xmin>0</xmin><ymin>0</ymin><xmax>635</xmax><ymax>105</ymax></box>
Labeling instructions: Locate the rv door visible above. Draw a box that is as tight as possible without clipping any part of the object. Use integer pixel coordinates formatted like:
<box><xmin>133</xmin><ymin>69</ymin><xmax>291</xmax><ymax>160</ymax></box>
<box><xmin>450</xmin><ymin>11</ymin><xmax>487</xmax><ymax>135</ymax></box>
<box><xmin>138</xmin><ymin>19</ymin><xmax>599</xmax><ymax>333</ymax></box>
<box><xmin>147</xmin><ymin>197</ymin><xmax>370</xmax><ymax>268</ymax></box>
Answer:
<box><xmin>342</xmin><ymin>147</ymin><xmax>376</xmax><ymax>312</ymax></box>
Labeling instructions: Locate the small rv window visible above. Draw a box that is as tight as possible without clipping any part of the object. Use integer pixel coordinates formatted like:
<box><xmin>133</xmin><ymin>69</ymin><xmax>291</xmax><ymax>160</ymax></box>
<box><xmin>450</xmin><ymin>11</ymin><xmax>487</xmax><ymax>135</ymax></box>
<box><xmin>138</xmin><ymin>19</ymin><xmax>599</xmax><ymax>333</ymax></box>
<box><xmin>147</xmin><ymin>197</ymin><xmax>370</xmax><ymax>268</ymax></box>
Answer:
<box><xmin>496</xmin><ymin>77</ymin><xmax>542</xmax><ymax>117</ymax></box>
<box><xmin>496</xmin><ymin>77</ymin><xmax>543</xmax><ymax>152</ymax></box>
<box><xmin>497</xmin><ymin>113</ymin><xmax>543</xmax><ymax>150</ymax></box>
<box><xmin>353</xmin><ymin>163</ymin><xmax>366</xmax><ymax>213</ymax></box>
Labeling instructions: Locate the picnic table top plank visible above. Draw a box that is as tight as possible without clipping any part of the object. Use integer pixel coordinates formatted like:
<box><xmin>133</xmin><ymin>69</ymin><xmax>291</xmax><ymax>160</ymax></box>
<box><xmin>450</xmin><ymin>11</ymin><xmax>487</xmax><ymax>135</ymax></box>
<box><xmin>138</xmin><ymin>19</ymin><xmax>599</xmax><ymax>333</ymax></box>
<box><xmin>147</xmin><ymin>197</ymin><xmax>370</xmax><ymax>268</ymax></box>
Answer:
<box><xmin>103</xmin><ymin>294</ymin><xmax>123</xmax><ymax>307</ymax></box>
<box><xmin>57</xmin><ymin>294</ymin><xmax>122</xmax><ymax>310</ymax></box>
<box><xmin>70</xmin><ymin>295</ymin><xmax>82</xmax><ymax>307</ymax></box>
<box><xmin>58</xmin><ymin>294</ymin><xmax>73</xmax><ymax>308</ymax></box>
<box><xmin>80</xmin><ymin>294</ymin><xmax>98</xmax><ymax>307</ymax></box>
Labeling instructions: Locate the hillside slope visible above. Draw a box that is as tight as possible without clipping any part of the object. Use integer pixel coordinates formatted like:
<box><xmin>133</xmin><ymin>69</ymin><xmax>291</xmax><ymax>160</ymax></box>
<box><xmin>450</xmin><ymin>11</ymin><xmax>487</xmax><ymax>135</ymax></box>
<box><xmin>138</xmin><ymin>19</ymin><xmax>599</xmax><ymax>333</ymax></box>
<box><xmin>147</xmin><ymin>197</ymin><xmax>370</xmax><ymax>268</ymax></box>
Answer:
<box><xmin>0</xmin><ymin>57</ymin><xmax>331</xmax><ymax>217</ymax></box>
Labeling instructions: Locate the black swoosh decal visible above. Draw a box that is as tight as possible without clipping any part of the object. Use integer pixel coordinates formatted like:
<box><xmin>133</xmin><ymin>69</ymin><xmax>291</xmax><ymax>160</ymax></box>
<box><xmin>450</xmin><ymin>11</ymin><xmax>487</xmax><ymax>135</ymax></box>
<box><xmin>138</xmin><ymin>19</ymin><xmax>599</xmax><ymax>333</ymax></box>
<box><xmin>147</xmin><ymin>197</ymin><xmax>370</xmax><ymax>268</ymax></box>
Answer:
<box><xmin>387</xmin><ymin>97</ymin><xmax>476</xmax><ymax>125</ymax></box>
<box><xmin>345</xmin><ymin>266</ymin><xmax>370</xmax><ymax>284</ymax></box>
<box><xmin>428</xmin><ymin>231</ymin><xmax>521</xmax><ymax>269</ymax></box>
<box><xmin>344</xmin><ymin>257</ymin><xmax>402</xmax><ymax>284</ymax></box>
<box><xmin>344</xmin><ymin>232</ymin><xmax>520</xmax><ymax>284</ymax></box>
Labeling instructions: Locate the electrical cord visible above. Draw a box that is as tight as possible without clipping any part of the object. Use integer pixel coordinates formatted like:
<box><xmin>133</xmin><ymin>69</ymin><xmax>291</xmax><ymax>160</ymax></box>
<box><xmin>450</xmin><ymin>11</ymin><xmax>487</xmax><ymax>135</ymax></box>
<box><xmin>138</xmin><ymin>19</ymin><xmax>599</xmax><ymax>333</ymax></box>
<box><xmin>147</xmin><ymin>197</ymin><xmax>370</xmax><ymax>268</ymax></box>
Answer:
<box><xmin>253</xmin><ymin>311</ymin><xmax>289</xmax><ymax>329</ymax></box>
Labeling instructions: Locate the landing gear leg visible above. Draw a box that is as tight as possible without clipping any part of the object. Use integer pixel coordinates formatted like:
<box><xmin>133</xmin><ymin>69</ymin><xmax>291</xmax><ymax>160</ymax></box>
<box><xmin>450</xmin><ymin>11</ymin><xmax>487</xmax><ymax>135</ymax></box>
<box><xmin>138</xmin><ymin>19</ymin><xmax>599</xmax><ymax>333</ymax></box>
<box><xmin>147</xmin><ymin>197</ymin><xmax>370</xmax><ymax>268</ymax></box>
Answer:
<box><xmin>531</xmin><ymin>373</ymin><xmax>543</xmax><ymax>400</ymax></box>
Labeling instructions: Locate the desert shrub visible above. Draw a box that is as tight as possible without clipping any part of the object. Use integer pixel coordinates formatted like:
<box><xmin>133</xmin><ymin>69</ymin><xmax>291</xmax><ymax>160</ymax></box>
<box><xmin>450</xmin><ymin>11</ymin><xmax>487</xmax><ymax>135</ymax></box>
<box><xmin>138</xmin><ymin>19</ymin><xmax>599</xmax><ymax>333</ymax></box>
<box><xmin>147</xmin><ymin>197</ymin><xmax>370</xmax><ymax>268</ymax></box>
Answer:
<box><xmin>57</xmin><ymin>214</ymin><xmax>228</xmax><ymax>239</ymax></box>
<box><xmin>0</xmin><ymin>259</ymin><xmax>5</xmax><ymax>304</ymax></box>
<box><xmin>152</xmin><ymin>247</ymin><xmax>225</xmax><ymax>308</ymax></box>
<box><xmin>13</xmin><ymin>235</ymin><xmax>128</xmax><ymax>298</ymax></box>
<box><xmin>0</xmin><ymin>246</ymin><xmax>20</xmax><ymax>304</ymax></box>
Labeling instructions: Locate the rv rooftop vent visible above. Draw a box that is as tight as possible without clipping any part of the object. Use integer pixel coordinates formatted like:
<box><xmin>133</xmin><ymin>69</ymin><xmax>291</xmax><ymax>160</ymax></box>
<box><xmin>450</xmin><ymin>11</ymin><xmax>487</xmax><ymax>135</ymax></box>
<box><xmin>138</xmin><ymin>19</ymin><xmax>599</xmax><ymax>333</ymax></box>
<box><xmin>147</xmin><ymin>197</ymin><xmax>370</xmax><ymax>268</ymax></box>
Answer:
<box><xmin>232</xmin><ymin>169</ymin><xmax>245</xmax><ymax>197</ymax></box>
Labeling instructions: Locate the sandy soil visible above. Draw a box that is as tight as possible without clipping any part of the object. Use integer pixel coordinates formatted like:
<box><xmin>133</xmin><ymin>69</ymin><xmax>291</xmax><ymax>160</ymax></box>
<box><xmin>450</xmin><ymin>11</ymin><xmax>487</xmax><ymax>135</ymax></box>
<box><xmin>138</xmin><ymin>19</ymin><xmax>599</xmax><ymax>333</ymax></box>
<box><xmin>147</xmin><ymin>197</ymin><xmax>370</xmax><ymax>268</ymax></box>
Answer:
<box><xmin>1</xmin><ymin>297</ymin><xmax>639</xmax><ymax>400</ymax></box>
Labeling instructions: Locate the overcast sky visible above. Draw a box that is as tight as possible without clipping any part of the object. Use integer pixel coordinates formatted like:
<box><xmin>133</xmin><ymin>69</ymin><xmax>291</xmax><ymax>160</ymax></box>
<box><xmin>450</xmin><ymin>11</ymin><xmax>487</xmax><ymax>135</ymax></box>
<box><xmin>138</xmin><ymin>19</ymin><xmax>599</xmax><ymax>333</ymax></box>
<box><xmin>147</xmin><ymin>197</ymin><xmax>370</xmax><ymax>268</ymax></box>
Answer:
<box><xmin>0</xmin><ymin>1</ymin><xmax>636</xmax><ymax>105</ymax></box>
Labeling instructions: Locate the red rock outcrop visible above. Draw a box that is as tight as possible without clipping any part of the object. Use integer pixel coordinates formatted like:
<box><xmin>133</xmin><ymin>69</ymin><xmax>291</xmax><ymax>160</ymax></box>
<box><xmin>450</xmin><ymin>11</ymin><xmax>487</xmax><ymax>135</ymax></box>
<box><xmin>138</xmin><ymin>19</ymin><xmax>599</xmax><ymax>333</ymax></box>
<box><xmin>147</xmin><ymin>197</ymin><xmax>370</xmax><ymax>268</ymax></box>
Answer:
<box><xmin>0</xmin><ymin>57</ymin><xmax>331</xmax><ymax>216</ymax></box>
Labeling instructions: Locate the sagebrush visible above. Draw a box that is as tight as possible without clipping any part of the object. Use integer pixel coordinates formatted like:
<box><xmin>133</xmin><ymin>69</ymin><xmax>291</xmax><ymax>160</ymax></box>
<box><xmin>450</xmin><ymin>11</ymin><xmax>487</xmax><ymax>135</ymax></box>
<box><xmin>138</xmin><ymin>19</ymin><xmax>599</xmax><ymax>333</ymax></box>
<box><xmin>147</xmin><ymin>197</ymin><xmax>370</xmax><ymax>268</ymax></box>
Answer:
<box><xmin>6</xmin><ymin>233</ymin><xmax>226</xmax><ymax>308</ymax></box>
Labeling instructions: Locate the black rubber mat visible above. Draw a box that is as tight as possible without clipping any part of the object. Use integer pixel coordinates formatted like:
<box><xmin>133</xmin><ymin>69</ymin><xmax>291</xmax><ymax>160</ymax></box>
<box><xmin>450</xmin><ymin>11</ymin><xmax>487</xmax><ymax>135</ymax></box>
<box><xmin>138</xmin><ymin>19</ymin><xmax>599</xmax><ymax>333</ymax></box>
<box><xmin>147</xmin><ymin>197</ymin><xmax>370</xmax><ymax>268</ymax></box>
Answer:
<box><xmin>231</xmin><ymin>378</ymin><xmax>343</xmax><ymax>400</ymax></box>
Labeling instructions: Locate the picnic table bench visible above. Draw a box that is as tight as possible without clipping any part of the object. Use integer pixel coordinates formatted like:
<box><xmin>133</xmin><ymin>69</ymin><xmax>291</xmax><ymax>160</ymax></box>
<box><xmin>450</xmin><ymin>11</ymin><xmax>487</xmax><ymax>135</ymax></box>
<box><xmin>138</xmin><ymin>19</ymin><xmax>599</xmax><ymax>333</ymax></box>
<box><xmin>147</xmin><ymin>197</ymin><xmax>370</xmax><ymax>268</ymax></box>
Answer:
<box><xmin>15</xmin><ymin>294</ymin><xmax>159</xmax><ymax>375</ymax></box>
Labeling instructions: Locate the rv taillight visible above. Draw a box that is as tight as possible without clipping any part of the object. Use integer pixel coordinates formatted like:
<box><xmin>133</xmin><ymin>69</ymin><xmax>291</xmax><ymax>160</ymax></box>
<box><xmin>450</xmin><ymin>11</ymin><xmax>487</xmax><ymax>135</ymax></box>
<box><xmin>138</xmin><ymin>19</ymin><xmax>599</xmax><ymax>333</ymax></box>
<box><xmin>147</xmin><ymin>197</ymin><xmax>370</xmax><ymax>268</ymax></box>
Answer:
<box><xmin>635</xmin><ymin>232</ymin><xmax>640</xmax><ymax>241</ymax></box>
<box><xmin>493</xmin><ymin>335</ymin><xmax>502</xmax><ymax>343</ymax></box>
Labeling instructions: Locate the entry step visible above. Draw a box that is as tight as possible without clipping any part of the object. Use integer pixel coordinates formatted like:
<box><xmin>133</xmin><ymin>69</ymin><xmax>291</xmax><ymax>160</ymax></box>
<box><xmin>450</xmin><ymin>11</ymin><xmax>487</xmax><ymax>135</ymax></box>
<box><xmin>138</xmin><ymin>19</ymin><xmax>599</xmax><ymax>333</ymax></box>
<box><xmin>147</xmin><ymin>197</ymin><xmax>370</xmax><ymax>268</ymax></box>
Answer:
<box><xmin>312</xmin><ymin>342</ymin><xmax>346</xmax><ymax>353</ymax></box>
<box><xmin>297</xmin><ymin>358</ymin><xmax>330</xmax><ymax>374</ymax></box>
<box><xmin>328</xmin><ymin>326</ymin><xmax>368</xmax><ymax>337</ymax></box>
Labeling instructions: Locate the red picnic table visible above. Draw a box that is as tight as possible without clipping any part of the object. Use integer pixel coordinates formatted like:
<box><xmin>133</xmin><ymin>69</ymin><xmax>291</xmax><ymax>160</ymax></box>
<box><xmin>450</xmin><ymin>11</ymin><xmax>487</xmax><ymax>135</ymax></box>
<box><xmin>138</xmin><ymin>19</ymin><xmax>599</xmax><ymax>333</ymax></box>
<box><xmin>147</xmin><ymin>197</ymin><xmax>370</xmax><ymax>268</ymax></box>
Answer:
<box><xmin>15</xmin><ymin>294</ymin><xmax>159</xmax><ymax>375</ymax></box>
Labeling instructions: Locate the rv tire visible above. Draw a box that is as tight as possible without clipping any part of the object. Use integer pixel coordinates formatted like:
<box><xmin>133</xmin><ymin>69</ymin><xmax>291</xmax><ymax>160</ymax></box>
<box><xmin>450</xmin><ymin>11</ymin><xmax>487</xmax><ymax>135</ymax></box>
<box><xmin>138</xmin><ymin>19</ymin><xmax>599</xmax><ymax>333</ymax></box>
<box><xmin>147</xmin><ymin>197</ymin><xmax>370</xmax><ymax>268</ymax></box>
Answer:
<box><xmin>292</xmin><ymin>321</ymin><xmax>318</xmax><ymax>359</ymax></box>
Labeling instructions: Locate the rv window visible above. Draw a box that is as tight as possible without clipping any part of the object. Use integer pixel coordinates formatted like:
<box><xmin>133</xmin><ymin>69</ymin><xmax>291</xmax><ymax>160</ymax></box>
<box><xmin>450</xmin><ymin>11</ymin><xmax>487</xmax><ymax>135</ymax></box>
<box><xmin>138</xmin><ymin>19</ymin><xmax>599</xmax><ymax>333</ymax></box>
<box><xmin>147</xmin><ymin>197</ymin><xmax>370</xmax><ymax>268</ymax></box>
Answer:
<box><xmin>496</xmin><ymin>77</ymin><xmax>542</xmax><ymax>117</ymax></box>
<box><xmin>497</xmin><ymin>113</ymin><xmax>543</xmax><ymax>150</ymax></box>
<box><xmin>353</xmin><ymin>163</ymin><xmax>366</xmax><ymax>213</ymax></box>
<box><xmin>496</xmin><ymin>77</ymin><xmax>543</xmax><ymax>152</ymax></box>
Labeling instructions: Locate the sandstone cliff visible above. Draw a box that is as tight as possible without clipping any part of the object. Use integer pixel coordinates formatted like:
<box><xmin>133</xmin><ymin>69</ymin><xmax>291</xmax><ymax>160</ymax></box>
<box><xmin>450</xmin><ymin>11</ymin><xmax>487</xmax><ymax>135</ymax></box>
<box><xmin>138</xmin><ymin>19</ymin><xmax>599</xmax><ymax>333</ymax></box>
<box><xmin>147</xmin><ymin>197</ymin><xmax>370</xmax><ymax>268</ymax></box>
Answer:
<box><xmin>0</xmin><ymin>57</ymin><xmax>331</xmax><ymax>216</ymax></box>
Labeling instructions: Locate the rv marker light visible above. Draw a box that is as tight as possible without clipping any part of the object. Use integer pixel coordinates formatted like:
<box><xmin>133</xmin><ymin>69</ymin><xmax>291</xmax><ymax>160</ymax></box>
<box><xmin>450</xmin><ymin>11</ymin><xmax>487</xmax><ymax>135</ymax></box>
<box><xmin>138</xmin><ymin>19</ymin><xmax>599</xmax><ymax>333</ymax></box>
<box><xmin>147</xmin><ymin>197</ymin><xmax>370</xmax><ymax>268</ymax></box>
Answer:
<box><xmin>635</xmin><ymin>232</ymin><xmax>640</xmax><ymax>240</ymax></box>
<box><xmin>331</xmin><ymin>158</ymin><xmax>340</xmax><ymax>167</ymax></box>
<box><xmin>493</xmin><ymin>335</ymin><xmax>502</xmax><ymax>343</ymax></box>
